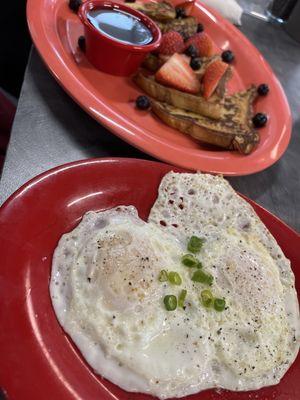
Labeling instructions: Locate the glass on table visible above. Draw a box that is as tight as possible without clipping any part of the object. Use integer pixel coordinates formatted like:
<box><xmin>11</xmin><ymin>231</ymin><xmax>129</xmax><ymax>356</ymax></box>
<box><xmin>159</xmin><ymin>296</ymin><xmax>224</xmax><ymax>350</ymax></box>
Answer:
<box><xmin>268</xmin><ymin>0</ymin><xmax>298</xmax><ymax>22</ymax></box>
<box><xmin>240</xmin><ymin>0</ymin><xmax>298</xmax><ymax>23</ymax></box>
<box><xmin>240</xmin><ymin>0</ymin><xmax>271</xmax><ymax>21</ymax></box>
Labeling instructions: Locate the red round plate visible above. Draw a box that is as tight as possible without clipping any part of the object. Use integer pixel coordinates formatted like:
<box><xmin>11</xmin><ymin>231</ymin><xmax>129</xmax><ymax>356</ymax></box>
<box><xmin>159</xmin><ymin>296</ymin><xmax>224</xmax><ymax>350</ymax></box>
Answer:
<box><xmin>26</xmin><ymin>0</ymin><xmax>291</xmax><ymax>176</ymax></box>
<box><xmin>0</xmin><ymin>158</ymin><xmax>299</xmax><ymax>400</ymax></box>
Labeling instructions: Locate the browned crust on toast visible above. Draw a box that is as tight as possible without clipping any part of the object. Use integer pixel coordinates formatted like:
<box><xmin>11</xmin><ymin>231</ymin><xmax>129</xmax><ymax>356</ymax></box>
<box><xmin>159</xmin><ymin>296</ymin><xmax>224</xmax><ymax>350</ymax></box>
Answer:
<box><xmin>134</xmin><ymin>72</ymin><xmax>223</xmax><ymax>119</ymax></box>
<box><xmin>127</xmin><ymin>1</ymin><xmax>176</xmax><ymax>22</ymax></box>
<box><xmin>151</xmin><ymin>100</ymin><xmax>260</xmax><ymax>154</ymax></box>
<box><xmin>142</xmin><ymin>54</ymin><xmax>163</xmax><ymax>72</ymax></box>
<box><xmin>222</xmin><ymin>85</ymin><xmax>258</xmax><ymax>127</ymax></box>
<box><xmin>157</xmin><ymin>17</ymin><xmax>197</xmax><ymax>39</ymax></box>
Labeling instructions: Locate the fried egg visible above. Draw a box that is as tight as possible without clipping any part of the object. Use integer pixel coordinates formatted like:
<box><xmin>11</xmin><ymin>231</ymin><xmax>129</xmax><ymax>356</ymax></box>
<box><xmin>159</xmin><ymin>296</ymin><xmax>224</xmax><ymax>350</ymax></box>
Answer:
<box><xmin>149</xmin><ymin>172</ymin><xmax>300</xmax><ymax>392</ymax></box>
<box><xmin>50</xmin><ymin>173</ymin><xmax>300</xmax><ymax>399</ymax></box>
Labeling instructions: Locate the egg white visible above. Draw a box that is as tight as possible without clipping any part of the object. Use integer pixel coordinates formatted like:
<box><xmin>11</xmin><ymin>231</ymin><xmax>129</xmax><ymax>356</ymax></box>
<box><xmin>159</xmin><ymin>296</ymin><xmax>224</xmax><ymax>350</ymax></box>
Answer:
<box><xmin>149</xmin><ymin>172</ymin><xmax>300</xmax><ymax>393</ymax></box>
<box><xmin>51</xmin><ymin>206</ymin><xmax>212</xmax><ymax>398</ymax></box>
<box><xmin>50</xmin><ymin>172</ymin><xmax>300</xmax><ymax>399</ymax></box>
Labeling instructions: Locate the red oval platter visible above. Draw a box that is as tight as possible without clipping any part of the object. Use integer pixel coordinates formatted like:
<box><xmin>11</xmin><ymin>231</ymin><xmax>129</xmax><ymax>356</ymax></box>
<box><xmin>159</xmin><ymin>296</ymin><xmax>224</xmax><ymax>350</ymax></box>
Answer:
<box><xmin>26</xmin><ymin>0</ymin><xmax>292</xmax><ymax>176</ymax></box>
<box><xmin>0</xmin><ymin>158</ymin><xmax>299</xmax><ymax>400</ymax></box>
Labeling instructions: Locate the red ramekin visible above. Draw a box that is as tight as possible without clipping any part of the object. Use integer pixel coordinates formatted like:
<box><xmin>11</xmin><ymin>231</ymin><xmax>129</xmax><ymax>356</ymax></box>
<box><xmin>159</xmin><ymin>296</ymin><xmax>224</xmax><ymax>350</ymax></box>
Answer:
<box><xmin>78</xmin><ymin>0</ymin><xmax>162</xmax><ymax>76</ymax></box>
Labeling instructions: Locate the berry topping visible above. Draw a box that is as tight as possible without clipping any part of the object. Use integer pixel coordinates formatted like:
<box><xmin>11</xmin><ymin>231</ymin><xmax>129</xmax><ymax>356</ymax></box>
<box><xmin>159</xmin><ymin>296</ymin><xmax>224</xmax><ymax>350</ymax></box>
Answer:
<box><xmin>78</xmin><ymin>36</ymin><xmax>86</xmax><ymax>52</ymax></box>
<box><xmin>136</xmin><ymin>95</ymin><xmax>151</xmax><ymax>110</ymax></box>
<box><xmin>185</xmin><ymin>32</ymin><xmax>214</xmax><ymax>57</ymax></box>
<box><xmin>185</xmin><ymin>44</ymin><xmax>199</xmax><ymax>58</ymax></box>
<box><xmin>252</xmin><ymin>113</ymin><xmax>268</xmax><ymax>128</ymax></box>
<box><xmin>159</xmin><ymin>31</ymin><xmax>185</xmax><ymax>55</ymax></box>
<box><xmin>257</xmin><ymin>84</ymin><xmax>269</xmax><ymax>96</ymax></box>
<box><xmin>68</xmin><ymin>0</ymin><xmax>82</xmax><ymax>12</ymax></box>
<box><xmin>156</xmin><ymin>53</ymin><xmax>201</xmax><ymax>94</ymax></box>
<box><xmin>221</xmin><ymin>50</ymin><xmax>235</xmax><ymax>63</ymax></box>
<box><xmin>202</xmin><ymin>60</ymin><xmax>228</xmax><ymax>99</ymax></box>
<box><xmin>197</xmin><ymin>23</ymin><xmax>204</xmax><ymax>32</ymax></box>
<box><xmin>190</xmin><ymin>57</ymin><xmax>202</xmax><ymax>70</ymax></box>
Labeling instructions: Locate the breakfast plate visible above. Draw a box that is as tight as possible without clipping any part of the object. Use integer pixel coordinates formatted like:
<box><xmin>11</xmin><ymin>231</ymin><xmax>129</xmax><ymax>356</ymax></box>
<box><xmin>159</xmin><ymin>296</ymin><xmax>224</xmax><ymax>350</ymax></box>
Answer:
<box><xmin>0</xmin><ymin>158</ymin><xmax>299</xmax><ymax>400</ymax></box>
<box><xmin>26</xmin><ymin>0</ymin><xmax>291</xmax><ymax>176</ymax></box>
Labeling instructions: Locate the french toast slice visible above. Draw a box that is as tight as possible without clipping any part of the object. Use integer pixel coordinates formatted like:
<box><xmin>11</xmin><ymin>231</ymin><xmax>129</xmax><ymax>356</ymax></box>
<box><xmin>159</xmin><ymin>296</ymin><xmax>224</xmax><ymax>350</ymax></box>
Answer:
<box><xmin>151</xmin><ymin>87</ymin><xmax>259</xmax><ymax>154</ymax></box>
<box><xmin>222</xmin><ymin>85</ymin><xmax>258</xmax><ymax>127</ymax></box>
<box><xmin>157</xmin><ymin>17</ymin><xmax>198</xmax><ymax>40</ymax></box>
<box><xmin>127</xmin><ymin>1</ymin><xmax>176</xmax><ymax>21</ymax></box>
<box><xmin>142</xmin><ymin>53</ymin><xmax>163</xmax><ymax>72</ymax></box>
<box><xmin>134</xmin><ymin>72</ymin><xmax>224</xmax><ymax>119</ymax></box>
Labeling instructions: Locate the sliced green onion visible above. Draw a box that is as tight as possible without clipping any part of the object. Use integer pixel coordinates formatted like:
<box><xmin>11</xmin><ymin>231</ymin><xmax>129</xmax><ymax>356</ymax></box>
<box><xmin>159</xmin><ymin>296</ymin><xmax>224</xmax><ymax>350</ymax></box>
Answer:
<box><xmin>178</xmin><ymin>289</ymin><xmax>187</xmax><ymax>308</ymax></box>
<box><xmin>201</xmin><ymin>289</ymin><xmax>214</xmax><ymax>308</ymax></box>
<box><xmin>191</xmin><ymin>269</ymin><xmax>206</xmax><ymax>283</ymax></box>
<box><xmin>214</xmin><ymin>298</ymin><xmax>226</xmax><ymax>312</ymax></box>
<box><xmin>164</xmin><ymin>295</ymin><xmax>177</xmax><ymax>311</ymax></box>
<box><xmin>168</xmin><ymin>271</ymin><xmax>182</xmax><ymax>285</ymax></box>
<box><xmin>158</xmin><ymin>270</ymin><xmax>168</xmax><ymax>282</ymax></box>
<box><xmin>181</xmin><ymin>254</ymin><xmax>199</xmax><ymax>268</ymax></box>
<box><xmin>187</xmin><ymin>236</ymin><xmax>204</xmax><ymax>253</ymax></box>
<box><xmin>191</xmin><ymin>270</ymin><xmax>214</xmax><ymax>285</ymax></box>
<box><xmin>205</xmin><ymin>273</ymin><xmax>214</xmax><ymax>286</ymax></box>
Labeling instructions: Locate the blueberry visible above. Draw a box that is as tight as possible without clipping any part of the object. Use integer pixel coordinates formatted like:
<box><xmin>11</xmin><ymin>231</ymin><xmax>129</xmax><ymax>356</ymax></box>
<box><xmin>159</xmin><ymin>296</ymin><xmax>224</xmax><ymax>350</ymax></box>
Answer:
<box><xmin>125</xmin><ymin>0</ymin><xmax>136</xmax><ymax>2</ymax></box>
<box><xmin>197</xmin><ymin>23</ymin><xmax>204</xmax><ymax>32</ymax></box>
<box><xmin>257</xmin><ymin>84</ymin><xmax>269</xmax><ymax>96</ymax></box>
<box><xmin>222</xmin><ymin>50</ymin><xmax>234</xmax><ymax>64</ymax></box>
<box><xmin>78</xmin><ymin>36</ymin><xmax>86</xmax><ymax>52</ymax></box>
<box><xmin>190</xmin><ymin>57</ymin><xmax>201</xmax><ymax>70</ymax></box>
<box><xmin>176</xmin><ymin>8</ymin><xmax>187</xmax><ymax>19</ymax></box>
<box><xmin>180</xmin><ymin>31</ymin><xmax>191</xmax><ymax>41</ymax></box>
<box><xmin>252</xmin><ymin>113</ymin><xmax>268</xmax><ymax>128</ymax></box>
<box><xmin>136</xmin><ymin>95</ymin><xmax>150</xmax><ymax>110</ymax></box>
<box><xmin>68</xmin><ymin>0</ymin><xmax>82</xmax><ymax>12</ymax></box>
<box><xmin>185</xmin><ymin>45</ymin><xmax>198</xmax><ymax>58</ymax></box>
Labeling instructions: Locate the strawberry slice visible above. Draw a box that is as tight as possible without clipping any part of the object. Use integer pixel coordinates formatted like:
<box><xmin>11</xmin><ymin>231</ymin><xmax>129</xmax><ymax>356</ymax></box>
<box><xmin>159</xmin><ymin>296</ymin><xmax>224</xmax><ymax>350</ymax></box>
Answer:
<box><xmin>173</xmin><ymin>0</ymin><xmax>195</xmax><ymax>15</ymax></box>
<box><xmin>185</xmin><ymin>32</ymin><xmax>214</xmax><ymax>57</ymax></box>
<box><xmin>155</xmin><ymin>53</ymin><xmax>201</xmax><ymax>94</ymax></box>
<box><xmin>159</xmin><ymin>31</ymin><xmax>185</xmax><ymax>55</ymax></box>
<box><xmin>202</xmin><ymin>60</ymin><xmax>228</xmax><ymax>99</ymax></box>
<box><xmin>159</xmin><ymin>53</ymin><xmax>190</xmax><ymax>65</ymax></box>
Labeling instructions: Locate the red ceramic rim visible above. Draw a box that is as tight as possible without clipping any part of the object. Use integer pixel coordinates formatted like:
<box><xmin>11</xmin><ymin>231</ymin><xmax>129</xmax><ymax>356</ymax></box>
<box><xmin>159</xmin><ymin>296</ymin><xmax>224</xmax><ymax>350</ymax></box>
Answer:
<box><xmin>78</xmin><ymin>0</ymin><xmax>162</xmax><ymax>51</ymax></box>
<box><xmin>26</xmin><ymin>0</ymin><xmax>292</xmax><ymax>176</ymax></box>
<box><xmin>0</xmin><ymin>158</ymin><xmax>299</xmax><ymax>400</ymax></box>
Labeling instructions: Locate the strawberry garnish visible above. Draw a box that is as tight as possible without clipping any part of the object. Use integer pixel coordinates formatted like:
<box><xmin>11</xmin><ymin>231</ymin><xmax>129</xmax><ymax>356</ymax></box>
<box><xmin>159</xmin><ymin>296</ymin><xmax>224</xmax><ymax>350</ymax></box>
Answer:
<box><xmin>202</xmin><ymin>60</ymin><xmax>228</xmax><ymax>99</ymax></box>
<box><xmin>159</xmin><ymin>31</ymin><xmax>185</xmax><ymax>55</ymax></box>
<box><xmin>185</xmin><ymin>32</ymin><xmax>214</xmax><ymax>57</ymax></box>
<box><xmin>172</xmin><ymin>0</ymin><xmax>195</xmax><ymax>14</ymax></box>
<box><xmin>155</xmin><ymin>53</ymin><xmax>200</xmax><ymax>94</ymax></box>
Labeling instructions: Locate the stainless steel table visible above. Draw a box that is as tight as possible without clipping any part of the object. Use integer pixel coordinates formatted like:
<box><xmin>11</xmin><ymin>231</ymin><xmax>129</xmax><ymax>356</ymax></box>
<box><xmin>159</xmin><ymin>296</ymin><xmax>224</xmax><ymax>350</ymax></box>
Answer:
<box><xmin>0</xmin><ymin>13</ymin><xmax>299</xmax><ymax>231</ymax></box>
